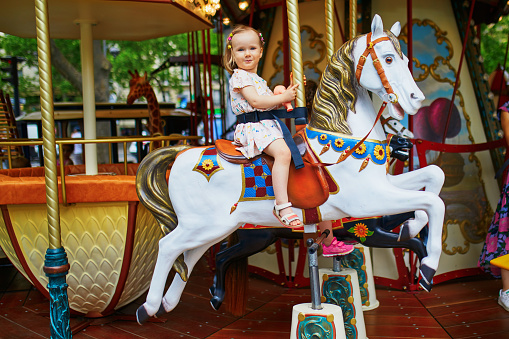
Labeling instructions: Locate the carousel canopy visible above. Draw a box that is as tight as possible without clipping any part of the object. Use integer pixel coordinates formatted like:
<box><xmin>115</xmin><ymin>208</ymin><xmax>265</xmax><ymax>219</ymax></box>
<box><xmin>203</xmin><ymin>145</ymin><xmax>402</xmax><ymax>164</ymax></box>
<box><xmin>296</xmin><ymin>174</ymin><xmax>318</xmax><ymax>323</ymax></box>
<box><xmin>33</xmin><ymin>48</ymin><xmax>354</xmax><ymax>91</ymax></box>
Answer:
<box><xmin>0</xmin><ymin>0</ymin><xmax>213</xmax><ymax>40</ymax></box>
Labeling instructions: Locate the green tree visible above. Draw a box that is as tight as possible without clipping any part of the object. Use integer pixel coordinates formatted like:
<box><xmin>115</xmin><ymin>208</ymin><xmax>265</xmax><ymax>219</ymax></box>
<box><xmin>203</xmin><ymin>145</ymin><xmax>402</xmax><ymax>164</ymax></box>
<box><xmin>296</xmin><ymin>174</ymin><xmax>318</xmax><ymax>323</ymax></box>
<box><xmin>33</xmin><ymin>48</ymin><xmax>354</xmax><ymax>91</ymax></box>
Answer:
<box><xmin>481</xmin><ymin>16</ymin><xmax>509</xmax><ymax>74</ymax></box>
<box><xmin>0</xmin><ymin>31</ymin><xmax>220</xmax><ymax>112</ymax></box>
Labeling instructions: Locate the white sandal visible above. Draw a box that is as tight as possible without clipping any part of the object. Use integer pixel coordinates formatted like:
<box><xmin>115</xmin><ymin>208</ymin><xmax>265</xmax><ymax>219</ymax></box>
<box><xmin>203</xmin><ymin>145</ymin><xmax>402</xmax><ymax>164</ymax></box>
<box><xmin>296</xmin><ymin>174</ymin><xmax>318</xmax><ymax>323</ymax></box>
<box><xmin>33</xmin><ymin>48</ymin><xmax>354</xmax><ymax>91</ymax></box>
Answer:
<box><xmin>273</xmin><ymin>202</ymin><xmax>302</xmax><ymax>229</ymax></box>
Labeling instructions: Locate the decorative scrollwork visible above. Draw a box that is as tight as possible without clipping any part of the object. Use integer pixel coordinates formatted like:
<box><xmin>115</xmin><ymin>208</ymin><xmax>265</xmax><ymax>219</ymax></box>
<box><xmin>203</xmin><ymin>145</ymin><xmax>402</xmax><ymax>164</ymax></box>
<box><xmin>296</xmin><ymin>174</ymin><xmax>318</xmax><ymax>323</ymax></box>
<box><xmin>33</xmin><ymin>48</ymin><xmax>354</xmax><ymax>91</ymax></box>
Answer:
<box><xmin>442</xmin><ymin>219</ymin><xmax>470</xmax><ymax>255</ymax></box>
<box><xmin>297</xmin><ymin>315</ymin><xmax>334</xmax><ymax>339</ymax></box>
<box><xmin>268</xmin><ymin>25</ymin><xmax>325</xmax><ymax>88</ymax></box>
<box><xmin>45</xmin><ymin>248</ymin><xmax>71</xmax><ymax>339</ymax></box>
<box><xmin>322</xmin><ymin>276</ymin><xmax>358</xmax><ymax>338</ymax></box>
<box><xmin>341</xmin><ymin>249</ymin><xmax>368</xmax><ymax>305</ymax></box>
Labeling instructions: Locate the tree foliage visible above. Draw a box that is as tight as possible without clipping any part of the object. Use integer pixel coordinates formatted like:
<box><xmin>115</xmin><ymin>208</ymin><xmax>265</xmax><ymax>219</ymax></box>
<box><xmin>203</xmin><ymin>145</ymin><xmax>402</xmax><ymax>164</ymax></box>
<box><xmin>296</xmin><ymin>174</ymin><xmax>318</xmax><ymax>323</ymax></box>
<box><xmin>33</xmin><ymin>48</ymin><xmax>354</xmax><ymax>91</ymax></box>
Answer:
<box><xmin>481</xmin><ymin>16</ymin><xmax>509</xmax><ymax>74</ymax></box>
<box><xmin>0</xmin><ymin>30</ymin><xmax>220</xmax><ymax>112</ymax></box>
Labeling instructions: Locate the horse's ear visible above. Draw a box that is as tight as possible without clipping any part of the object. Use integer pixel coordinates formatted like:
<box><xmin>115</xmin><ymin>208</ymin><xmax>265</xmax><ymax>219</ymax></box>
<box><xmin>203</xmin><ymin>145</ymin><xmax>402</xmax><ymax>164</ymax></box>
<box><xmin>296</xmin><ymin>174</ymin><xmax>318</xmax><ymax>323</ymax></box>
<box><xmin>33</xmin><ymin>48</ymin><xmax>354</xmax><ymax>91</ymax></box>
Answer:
<box><xmin>390</xmin><ymin>22</ymin><xmax>401</xmax><ymax>37</ymax></box>
<box><xmin>371</xmin><ymin>14</ymin><xmax>384</xmax><ymax>39</ymax></box>
<box><xmin>128</xmin><ymin>70</ymin><xmax>134</xmax><ymax>77</ymax></box>
<box><xmin>143</xmin><ymin>72</ymin><xmax>148</xmax><ymax>79</ymax></box>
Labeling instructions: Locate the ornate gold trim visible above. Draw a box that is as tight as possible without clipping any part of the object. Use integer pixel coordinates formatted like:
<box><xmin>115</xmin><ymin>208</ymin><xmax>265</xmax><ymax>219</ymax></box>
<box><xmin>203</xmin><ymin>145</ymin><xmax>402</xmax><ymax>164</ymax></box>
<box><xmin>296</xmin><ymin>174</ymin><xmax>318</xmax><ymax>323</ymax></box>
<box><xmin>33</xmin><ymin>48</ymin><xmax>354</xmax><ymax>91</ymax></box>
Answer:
<box><xmin>268</xmin><ymin>25</ymin><xmax>325</xmax><ymax>88</ymax></box>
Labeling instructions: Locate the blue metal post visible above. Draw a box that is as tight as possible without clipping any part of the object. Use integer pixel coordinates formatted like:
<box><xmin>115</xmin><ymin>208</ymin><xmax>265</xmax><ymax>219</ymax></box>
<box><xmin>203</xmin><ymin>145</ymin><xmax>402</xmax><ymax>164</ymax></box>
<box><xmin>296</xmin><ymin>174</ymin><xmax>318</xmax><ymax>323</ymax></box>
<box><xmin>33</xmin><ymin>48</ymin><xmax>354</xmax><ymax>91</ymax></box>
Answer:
<box><xmin>44</xmin><ymin>248</ymin><xmax>72</xmax><ymax>339</ymax></box>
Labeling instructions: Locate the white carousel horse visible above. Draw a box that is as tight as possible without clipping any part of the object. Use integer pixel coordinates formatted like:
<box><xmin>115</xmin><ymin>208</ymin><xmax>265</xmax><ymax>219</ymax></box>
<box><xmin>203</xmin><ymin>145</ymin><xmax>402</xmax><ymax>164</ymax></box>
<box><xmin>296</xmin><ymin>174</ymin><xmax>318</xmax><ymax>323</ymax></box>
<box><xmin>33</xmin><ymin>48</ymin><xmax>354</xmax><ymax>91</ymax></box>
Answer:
<box><xmin>135</xmin><ymin>14</ymin><xmax>445</xmax><ymax>323</ymax></box>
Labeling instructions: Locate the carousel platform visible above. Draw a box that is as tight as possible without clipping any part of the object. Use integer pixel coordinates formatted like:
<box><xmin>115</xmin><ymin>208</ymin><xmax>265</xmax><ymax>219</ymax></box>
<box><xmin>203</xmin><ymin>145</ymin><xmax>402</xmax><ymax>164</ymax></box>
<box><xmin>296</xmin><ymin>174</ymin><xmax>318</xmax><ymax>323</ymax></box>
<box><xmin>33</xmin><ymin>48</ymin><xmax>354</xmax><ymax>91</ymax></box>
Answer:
<box><xmin>1</xmin><ymin>255</ymin><xmax>508</xmax><ymax>339</ymax></box>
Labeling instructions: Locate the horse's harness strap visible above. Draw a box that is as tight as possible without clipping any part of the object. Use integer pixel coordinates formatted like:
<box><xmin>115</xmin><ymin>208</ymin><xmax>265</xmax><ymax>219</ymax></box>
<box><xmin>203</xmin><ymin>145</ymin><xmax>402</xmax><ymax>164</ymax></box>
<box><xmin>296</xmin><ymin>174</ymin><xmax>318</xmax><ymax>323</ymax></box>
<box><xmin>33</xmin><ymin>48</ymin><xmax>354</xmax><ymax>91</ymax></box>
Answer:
<box><xmin>237</xmin><ymin>107</ymin><xmax>308</xmax><ymax>169</ymax></box>
<box><xmin>355</xmin><ymin>32</ymin><xmax>396</xmax><ymax>101</ymax></box>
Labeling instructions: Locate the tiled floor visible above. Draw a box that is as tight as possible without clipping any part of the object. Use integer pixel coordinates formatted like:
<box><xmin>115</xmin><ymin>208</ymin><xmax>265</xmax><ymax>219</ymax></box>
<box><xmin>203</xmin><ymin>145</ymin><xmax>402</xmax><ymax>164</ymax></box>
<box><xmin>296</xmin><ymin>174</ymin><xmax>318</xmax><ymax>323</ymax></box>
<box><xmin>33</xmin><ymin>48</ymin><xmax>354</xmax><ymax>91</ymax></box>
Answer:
<box><xmin>1</xmin><ymin>256</ymin><xmax>508</xmax><ymax>338</ymax></box>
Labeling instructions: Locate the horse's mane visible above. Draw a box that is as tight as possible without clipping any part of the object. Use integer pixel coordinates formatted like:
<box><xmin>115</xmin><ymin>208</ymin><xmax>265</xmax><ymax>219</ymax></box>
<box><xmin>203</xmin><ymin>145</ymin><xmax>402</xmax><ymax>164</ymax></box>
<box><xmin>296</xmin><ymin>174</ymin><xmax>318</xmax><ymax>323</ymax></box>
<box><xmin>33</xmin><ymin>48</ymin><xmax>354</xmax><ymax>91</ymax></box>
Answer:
<box><xmin>310</xmin><ymin>30</ymin><xmax>402</xmax><ymax>135</ymax></box>
<box><xmin>310</xmin><ymin>36</ymin><xmax>360</xmax><ymax>134</ymax></box>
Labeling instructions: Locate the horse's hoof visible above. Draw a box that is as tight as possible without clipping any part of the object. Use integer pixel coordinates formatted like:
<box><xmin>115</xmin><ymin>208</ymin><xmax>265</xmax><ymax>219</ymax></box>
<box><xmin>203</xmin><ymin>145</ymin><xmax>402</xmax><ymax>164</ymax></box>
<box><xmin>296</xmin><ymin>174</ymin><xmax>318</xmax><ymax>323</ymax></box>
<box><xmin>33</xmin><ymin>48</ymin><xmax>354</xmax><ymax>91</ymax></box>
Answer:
<box><xmin>419</xmin><ymin>264</ymin><xmax>435</xmax><ymax>292</ymax></box>
<box><xmin>419</xmin><ymin>278</ymin><xmax>432</xmax><ymax>292</ymax></box>
<box><xmin>398</xmin><ymin>223</ymin><xmax>411</xmax><ymax>242</ymax></box>
<box><xmin>209</xmin><ymin>285</ymin><xmax>215</xmax><ymax>297</ymax></box>
<box><xmin>136</xmin><ymin>305</ymin><xmax>150</xmax><ymax>325</ymax></box>
<box><xmin>210</xmin><ymin>296</ymin><xmax>223</xmax><ymax>311</ymax></box>
<box><xmin>154</xmin><ymin>303</ymin><xmax>166</xmax><ymax>318</ymax></box>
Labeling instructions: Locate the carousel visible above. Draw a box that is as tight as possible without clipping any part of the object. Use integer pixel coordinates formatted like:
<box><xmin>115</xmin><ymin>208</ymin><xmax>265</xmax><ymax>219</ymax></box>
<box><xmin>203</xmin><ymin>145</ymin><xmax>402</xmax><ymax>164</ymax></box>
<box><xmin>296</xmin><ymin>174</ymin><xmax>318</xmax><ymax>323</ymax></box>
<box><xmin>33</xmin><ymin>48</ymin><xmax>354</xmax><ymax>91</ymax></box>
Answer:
<box><xmin>0</xmin><ymin>0</ymin><xmax>508</xmax><ymax>338</ymax></box>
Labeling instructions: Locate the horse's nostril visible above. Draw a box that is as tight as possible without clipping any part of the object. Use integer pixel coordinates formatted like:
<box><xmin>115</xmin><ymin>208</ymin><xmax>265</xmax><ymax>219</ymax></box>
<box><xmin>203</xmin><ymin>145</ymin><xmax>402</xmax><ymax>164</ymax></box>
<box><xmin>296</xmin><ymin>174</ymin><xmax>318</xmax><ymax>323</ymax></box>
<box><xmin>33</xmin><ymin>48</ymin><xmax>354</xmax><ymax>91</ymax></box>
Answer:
<box><xmin>410</xmin><ymin>93</ymin><xmax>423</xmax><ymax>100</ymax></box>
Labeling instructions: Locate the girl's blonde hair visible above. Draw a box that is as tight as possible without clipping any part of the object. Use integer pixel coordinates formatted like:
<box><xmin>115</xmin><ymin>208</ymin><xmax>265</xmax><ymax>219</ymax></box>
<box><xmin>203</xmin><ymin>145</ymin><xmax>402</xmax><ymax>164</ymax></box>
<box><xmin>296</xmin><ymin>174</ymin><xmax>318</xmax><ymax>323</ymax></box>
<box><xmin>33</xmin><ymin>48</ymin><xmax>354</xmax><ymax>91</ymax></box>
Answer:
<box><xmin>223</xmin><ymin>25</ymin><xmax>265</xmax><ymax>75</ymax></box>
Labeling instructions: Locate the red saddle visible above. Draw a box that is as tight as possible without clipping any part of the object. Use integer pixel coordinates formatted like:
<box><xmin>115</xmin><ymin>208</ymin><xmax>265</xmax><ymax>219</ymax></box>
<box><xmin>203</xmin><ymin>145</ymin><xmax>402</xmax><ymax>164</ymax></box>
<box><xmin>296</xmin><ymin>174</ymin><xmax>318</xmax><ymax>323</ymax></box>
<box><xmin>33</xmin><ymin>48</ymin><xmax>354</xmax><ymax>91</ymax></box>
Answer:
<box><xmin>215</xmin><ymin>129</ymin><xmax>333</xmax><ymax>209</ymax></box>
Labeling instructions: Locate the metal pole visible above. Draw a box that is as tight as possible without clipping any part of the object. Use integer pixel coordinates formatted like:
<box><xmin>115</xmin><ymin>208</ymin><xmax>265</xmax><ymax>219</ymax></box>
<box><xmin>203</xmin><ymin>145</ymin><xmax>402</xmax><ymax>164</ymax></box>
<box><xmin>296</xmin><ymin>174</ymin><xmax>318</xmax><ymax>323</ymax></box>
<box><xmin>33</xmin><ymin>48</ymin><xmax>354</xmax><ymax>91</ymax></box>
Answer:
<box><xmin>286</xmin><ymin>0</ymin><xmax>305</xmax><ymax>107</ymax></box>
<box><xmin>442</xmin><ymin>0</ymin><xmax>476</xmax><ymax>144</ymax></box>
<box><xmin>349</xmin><ymin>0</ymin><xmax>357</xmax><ymax>39</ymax></box>
<box><xmin>333</xmin><ymin>255</ymin><xmax>341</xmax><ymax>272</ymax></box>
<box><xmin>307</xmin><ymin>229</ymin><xmax>329</xmax><ymax>310</ymax></box>
<box><xmin>407</xmin><ymin>0</ymin><xmax>414</xmax><ymax>172</ymax></box>
<box><xmin>325</xmin><ymin>0</ymin><xmax>335</xmax><ymax>61</ymax></box>
<box><xmin>307</xmin><ymin>238</ymin><xmax>323</xmax><ymax>310</ymax></box>
<box><xmin>76</xmin><ymin>20</ymin><xmax>98</xmax><ymax>175</ymax></box>
<box><xmin>34</xmin><ymin>0</ymin><xmax>71</xmax><ymax>337</ymax></box>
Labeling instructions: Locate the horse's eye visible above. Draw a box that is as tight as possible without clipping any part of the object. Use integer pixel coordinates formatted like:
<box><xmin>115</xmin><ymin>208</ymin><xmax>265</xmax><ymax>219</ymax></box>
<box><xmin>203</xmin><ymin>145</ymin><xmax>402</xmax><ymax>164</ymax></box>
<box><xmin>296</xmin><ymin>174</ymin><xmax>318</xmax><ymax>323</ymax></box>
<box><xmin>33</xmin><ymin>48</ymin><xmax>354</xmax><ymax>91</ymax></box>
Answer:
<box><xmin>385</xmin><ymin>56</ymin><xmax>393</xmax><ymax>64</ymax></box>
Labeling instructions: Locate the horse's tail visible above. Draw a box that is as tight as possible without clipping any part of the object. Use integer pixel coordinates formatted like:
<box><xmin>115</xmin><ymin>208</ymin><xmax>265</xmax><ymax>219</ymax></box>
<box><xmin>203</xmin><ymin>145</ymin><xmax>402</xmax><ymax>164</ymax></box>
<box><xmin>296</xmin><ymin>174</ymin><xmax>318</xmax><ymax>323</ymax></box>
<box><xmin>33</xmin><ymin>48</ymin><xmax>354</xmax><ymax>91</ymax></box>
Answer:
<box><xmin>136</xmin><ymin>145</ymin><xmax>190</xmax><ymax>234</ymax></box>
<box><xmin>136</xmin><ymin>145</ymin><xmax>192</xmax><ymax>281</ymax></box>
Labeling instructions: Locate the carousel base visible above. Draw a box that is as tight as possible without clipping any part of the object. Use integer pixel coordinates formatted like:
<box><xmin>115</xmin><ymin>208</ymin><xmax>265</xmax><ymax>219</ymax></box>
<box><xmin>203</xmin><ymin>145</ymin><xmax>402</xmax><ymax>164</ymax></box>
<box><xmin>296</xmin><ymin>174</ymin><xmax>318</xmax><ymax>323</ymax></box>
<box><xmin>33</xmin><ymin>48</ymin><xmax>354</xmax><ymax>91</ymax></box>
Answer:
<box><xmin>319</xmin><ymin>267</ymin><xmax>367</xmax><ymax>339</ymax></box>
<box><xmin>289</xmin><ymin>303</ymin><xmax>346</xmax><ymax>339</ymax></box>
<box><xmin>0</xmin><ymin>256</ymin><xmax>504</xmax><ymax>338</ymax></box>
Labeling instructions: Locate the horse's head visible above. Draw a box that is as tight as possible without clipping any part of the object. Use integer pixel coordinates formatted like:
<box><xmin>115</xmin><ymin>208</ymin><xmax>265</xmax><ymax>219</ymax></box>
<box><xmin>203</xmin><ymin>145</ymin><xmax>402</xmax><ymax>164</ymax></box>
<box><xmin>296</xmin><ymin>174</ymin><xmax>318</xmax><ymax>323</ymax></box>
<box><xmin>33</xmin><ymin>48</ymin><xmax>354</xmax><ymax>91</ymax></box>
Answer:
<box><xmin>354</xmin><ymin>14</ymin><xmax>424</xmax><ymax>120</ymax></box>
<box><xmin>382</xmin><ymin>111</ymin><xmax>415</xmax><ymax>138</ymax></box>
<box><xmin>388</xmin><ymin>135</ymin><xmax>413</xmax><ymax>161</ymax></box>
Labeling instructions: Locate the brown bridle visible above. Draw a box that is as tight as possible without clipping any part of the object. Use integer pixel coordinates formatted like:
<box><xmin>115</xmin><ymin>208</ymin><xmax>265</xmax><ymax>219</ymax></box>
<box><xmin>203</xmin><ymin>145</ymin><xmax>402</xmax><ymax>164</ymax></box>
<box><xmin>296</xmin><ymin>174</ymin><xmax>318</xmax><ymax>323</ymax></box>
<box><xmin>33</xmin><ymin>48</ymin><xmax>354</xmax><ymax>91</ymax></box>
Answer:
<box><xmin>355</xmin><ymin>32</ymin><xmax>398</xmax><ymax>104</ymax></box>
<box><xmin>308</xmin><ymin>32</ymin><xmax>402</xmax><ymax>166</ymax></box>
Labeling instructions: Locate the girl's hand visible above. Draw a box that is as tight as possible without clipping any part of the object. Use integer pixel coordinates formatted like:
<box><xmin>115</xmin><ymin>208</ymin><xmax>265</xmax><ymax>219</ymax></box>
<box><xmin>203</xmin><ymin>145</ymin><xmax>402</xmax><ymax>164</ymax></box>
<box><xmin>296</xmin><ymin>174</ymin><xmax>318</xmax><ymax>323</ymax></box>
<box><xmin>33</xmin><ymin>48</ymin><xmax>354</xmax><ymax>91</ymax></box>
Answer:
<box><xmin>240</xmin><ymin>74</ymin><xmax>299</xmax><ymax>110</ymax></box>
<box><xmin>280</xmin><ymin>79</ymin><xmax>299</xmax><ymax>103</ymax></box>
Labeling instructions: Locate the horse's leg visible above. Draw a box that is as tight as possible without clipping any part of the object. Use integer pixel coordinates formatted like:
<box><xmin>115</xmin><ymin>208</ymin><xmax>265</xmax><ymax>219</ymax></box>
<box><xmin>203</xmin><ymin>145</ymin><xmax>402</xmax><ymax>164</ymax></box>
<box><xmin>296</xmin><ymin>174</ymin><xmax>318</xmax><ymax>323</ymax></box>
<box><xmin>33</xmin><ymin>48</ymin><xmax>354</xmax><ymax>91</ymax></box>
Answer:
<box><xmin>380</xmin><ymin>211</ymin><xmax>415</xmax><ymax>231</ymax></box>
<box><xmin>160</xmin><ymin>243</ymin><xmax>211</xmax><ymax>313</ymax></box>
<box><xmin>361</xmin><ymin>226</ymin><xmax>427</xmax><ymax>262</ymax></box>
<box><xmin>340</xmin><ymin>186</ymin><xmax>445</xmax><ymax>290</ymax></box>
<box><xmin>139</xmin><ymin>223</ymin><xmax>235</xmax><ymax>321</ymax></box>
<box><xmin>137</xmin><ymin>227</ymin><xmax>188</xmax><ymax>320</ymax></box>
<box><xmin>210</xmin><ymin>229</ymin><xmax>281</xmax><ymax>310</ymax></box>
<box><xmin>387</xmin><ymin>165</ymin><xmax>445</xmax><ymax>239</ymax></box>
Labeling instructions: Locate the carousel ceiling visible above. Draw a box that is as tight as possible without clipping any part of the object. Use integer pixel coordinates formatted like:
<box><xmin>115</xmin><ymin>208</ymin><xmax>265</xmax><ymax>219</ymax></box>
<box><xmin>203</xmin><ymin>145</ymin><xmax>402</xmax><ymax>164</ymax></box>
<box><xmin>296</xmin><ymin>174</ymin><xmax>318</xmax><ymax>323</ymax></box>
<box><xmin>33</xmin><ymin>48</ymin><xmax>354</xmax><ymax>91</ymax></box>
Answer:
<box><xmin>0</xmin><ymin>0</ymin><xmax>213</xmax><ymax>40</ymax></box>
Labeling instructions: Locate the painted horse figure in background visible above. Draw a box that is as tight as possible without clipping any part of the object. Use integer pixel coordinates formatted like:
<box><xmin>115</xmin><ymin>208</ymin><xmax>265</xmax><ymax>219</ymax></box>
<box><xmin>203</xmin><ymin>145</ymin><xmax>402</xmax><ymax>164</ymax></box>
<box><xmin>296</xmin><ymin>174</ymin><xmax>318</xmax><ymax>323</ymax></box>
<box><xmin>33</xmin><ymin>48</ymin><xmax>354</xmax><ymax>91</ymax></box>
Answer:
<box><xmin>135</xmin><ymin>15</ymin><xmax>445</xmax><ymax>323</ymax></box>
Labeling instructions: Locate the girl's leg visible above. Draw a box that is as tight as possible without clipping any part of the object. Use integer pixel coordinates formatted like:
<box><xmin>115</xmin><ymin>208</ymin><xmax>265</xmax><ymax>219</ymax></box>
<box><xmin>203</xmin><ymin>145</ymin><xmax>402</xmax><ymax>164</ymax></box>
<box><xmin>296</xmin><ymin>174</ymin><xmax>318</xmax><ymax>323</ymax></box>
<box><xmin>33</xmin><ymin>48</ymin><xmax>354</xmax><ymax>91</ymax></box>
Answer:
<box><xmin>264</xmin><ymin>139</ymin><xmax>301</xmax><ymax>227</ymax></box>
<box><xmin>318</xmin><ymin>220</ymin><xmax>334</xmax><ymax>246</ymax></box>
<box><xmin>318</xmin><ymin>220</ymin><xmax>354</xmax><ymax>256</ymax></box>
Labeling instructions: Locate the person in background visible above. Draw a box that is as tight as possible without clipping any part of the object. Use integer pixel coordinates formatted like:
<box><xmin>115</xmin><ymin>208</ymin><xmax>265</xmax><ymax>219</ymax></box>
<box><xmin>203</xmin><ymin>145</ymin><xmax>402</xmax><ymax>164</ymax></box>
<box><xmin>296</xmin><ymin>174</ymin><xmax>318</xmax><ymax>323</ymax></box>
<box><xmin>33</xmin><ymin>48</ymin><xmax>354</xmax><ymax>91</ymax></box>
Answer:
<box><xmin>57</xmin><ymin>144</ymin><xmax>74</xmax><ymax>166</ymax></box>
<box><xmin>479</xmin><ymin>101</ymin><xmax>509</xmax><ymax>312</ymax></box>
<box><xmin>70</xmin><ymin>127</ymin><xmax>83</xmax><ymax>165</ymax></box>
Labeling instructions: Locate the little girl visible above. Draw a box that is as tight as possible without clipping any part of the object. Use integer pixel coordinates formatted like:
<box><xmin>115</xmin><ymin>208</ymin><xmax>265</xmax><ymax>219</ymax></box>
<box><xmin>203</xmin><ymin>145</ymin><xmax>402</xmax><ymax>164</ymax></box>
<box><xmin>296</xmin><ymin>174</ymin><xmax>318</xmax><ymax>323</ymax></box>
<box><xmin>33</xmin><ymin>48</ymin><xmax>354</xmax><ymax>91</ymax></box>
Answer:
<box><xmin>223</xmin><ymin>25</ymin><xmax>355</xmax><ymax>254</ymax></box>
<box><xmin>223</xmin><ymin>25</ymin><xmax>301</xmax><ymax>228</ymax></box>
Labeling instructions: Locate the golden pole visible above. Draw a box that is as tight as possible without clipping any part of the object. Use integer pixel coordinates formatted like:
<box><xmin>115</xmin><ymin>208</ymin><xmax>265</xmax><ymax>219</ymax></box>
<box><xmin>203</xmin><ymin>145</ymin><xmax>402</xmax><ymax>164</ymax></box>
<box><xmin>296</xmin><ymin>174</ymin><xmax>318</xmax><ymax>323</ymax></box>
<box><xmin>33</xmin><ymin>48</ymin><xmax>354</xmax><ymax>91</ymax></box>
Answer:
<box><xmin>286</xmin><ymin>0</ymin><xmax>305</xmax><ymax>108</ymax></box>
<box><xmin>325</xmin><ymin>0</ymin><xmax>335</xmax><ymax>60</ymax></box>
<box><xmin>35</xmin><ymin>0</ymin><xmax>72</xmax><ymax>337</ymax></box>
<box><xmin>35</xmin><ymin>0</ymin><xmax>61</xmax><ymax>250</ymax></box>
<box><xmin>349</xmin><ymin>0</ymin><xmax>357</xmax><ymax>39</ymax></box>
